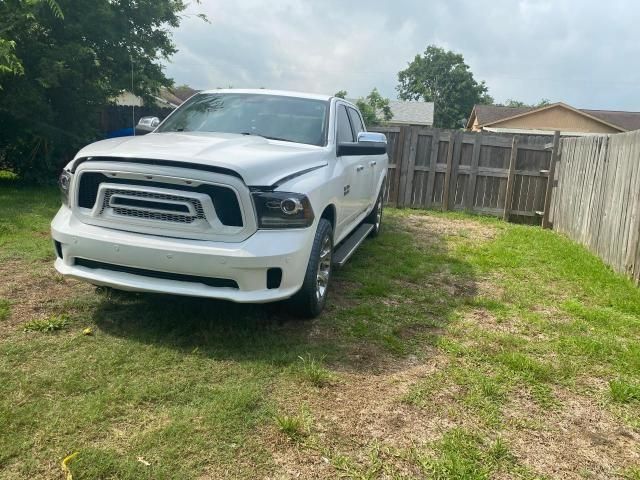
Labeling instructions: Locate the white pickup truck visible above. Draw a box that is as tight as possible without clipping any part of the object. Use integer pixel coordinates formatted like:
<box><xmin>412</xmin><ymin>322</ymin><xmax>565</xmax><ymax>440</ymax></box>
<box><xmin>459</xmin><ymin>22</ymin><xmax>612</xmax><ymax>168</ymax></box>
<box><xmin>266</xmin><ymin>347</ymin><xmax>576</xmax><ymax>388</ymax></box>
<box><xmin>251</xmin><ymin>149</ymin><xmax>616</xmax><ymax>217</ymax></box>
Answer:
<box><xmin>51</xmin><ymin>89</ymin><xmax>388</xmax><ymax>317</ymax></box>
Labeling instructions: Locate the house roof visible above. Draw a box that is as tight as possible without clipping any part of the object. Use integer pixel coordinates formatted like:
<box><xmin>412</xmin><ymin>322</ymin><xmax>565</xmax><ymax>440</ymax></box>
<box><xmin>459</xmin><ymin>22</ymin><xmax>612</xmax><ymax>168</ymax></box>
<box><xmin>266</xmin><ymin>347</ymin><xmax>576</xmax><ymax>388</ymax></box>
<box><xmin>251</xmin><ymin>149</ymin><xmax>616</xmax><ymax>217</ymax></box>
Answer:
<box><xmin>469</xmin><ymin>103</ymin><xmax>640</xmax><ymax>132</ymax></box>
<box><xmin>387</xmin><ymin>100</ymin><xmax>434</xmax><ymax>125</ymax></box>
<box><xmin>471</xmin><ymin>105</ymin><xmax>536</xmax><ymax>127</ymax></box>
<box><xmin>581</xmin><ymin>109</ymin><xmax>640</xmax><ymax>132</ymax></box>
<box><xmin>346</xmin><ymin>98</ymin><xmax>434</xmax><ymax>126</ymax></box>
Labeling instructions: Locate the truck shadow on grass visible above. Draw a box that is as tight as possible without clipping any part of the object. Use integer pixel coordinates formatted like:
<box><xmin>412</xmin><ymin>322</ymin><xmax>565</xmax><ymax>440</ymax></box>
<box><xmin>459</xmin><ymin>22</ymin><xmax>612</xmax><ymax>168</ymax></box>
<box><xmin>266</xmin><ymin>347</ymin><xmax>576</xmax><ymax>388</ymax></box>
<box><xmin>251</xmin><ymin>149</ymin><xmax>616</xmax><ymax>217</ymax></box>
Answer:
<box><xmin>92</xmin><ymin>212</ymin><xmax>479</xmax><ymax>371</ymax></box>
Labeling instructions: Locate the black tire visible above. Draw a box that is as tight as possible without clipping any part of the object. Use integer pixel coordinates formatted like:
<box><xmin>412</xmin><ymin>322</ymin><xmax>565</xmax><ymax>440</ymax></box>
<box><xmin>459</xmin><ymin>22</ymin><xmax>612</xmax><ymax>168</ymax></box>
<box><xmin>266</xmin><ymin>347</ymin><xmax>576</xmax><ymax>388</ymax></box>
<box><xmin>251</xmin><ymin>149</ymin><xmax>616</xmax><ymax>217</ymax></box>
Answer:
<box><xmin>288</xmin><ymin>219</ymin><xmax>333</xmax><ymax>318</ymax></box>
<box><xmin>365</xmin><ymin>188</ymin><xmax>384</xmax><ymax>238</ymax></box>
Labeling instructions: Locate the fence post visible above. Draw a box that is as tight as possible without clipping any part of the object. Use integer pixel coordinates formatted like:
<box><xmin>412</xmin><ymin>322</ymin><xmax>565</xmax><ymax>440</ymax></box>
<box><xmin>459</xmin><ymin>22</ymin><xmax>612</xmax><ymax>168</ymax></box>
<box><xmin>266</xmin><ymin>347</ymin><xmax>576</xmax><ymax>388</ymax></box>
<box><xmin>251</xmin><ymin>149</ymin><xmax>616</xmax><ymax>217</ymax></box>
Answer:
<box><xmin>465</xmin><ymin>133</ymin><xmax>482</xmax><ymax>210</ymax></box>
<box><xmin>397</xmin><ymin>126</ymin><xmax>414</xmax><ymax>207</ymax></box>
<box><xmin>424</xmin><ymin>129</ymin><xmax>440</xmax><ymax>208</ymax></box>
<box><xmin>442</xmin><ymin>131</ymin><xmax>457</xmax><ymax>211</ymax></box>
<box><xmin>391</xmin><ymin>126</ymin><xmax>407</xmax><ymax>206</ymax></box>
<box><xmin>503</xmin><ymin>136</ymin><xmax>519</xmax><ymax>221</ymax></box>
<box><xmin>402</xmin><ymin>126</ymin><xmax>419</xmax><ymax>207</ymax></box>
<box><xmin>542</xmin><ymin>130</ymin><xmax>561</xmax><ymax>229</ymax></box>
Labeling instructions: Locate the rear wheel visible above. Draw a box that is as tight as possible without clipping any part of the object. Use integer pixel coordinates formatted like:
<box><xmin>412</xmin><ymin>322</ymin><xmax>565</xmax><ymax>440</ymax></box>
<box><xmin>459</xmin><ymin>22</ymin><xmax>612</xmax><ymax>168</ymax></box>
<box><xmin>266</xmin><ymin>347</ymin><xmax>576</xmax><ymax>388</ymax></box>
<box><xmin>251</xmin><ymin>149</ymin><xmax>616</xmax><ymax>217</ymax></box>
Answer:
<box><xmin>365</xmin><ymin>188</ymin><xmax>384</xmax><ymax>237</ymax></box>
<box><xmin>288</xmin><ymin>219</ymin><xmax>333</xmax><ymax>318</ymax></box>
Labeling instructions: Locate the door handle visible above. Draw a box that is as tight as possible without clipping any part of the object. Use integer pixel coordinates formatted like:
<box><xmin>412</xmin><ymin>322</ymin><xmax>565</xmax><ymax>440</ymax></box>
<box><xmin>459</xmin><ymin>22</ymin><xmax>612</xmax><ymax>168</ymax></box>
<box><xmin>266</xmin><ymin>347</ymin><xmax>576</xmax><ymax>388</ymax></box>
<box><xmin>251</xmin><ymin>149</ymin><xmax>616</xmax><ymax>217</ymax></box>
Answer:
<box><xmin>369</xmin><ymin>161</ymin><xmax>377</xmax><ymax>166</ymax></box>
<box><xmin>356</xmin><ymin>165</ymin><xmax>364</xmax><ymax>172</ymax></box>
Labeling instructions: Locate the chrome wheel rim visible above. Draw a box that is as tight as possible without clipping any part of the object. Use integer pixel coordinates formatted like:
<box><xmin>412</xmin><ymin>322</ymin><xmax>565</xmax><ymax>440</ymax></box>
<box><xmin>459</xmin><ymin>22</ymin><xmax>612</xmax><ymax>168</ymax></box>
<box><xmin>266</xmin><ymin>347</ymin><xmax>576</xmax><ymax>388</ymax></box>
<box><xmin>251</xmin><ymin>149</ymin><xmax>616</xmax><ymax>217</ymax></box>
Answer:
<box><xmin>316</xmin><ymin>234</ymin><xmax>332</xmax><ymax>301</ymax></box>
<box><xmin>375</xmin><ymin>194</ymin><xmax>383</xmax><ymax>229</ymax></box>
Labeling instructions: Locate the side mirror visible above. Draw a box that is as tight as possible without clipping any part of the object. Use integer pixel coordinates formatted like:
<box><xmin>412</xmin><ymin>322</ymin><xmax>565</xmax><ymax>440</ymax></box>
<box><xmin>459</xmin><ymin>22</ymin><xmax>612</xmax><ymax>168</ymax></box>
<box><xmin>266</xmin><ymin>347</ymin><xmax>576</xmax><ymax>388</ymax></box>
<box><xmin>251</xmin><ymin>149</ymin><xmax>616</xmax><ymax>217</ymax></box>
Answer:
<box><xmin>337</xmin><ymin>131</ymin><xmax>387</xmax><ymax>156</ymax></box>
<box><xmin>135</xmin><ymin>116</ymin><xmax>160</xmax><ymax>134</ymax></box>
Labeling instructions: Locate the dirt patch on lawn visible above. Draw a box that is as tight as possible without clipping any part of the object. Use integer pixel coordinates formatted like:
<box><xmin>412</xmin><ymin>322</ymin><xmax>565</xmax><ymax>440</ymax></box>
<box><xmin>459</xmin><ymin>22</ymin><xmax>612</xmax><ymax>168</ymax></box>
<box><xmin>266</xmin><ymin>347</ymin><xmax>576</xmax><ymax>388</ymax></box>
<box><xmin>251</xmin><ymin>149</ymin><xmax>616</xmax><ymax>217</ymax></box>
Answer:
<box><xmin>265</xmin><ymin>356</ymin><xmax>454</xmax><ymax>478</ymax></box>
<box><xmin>503</xmin><ymin>386</ymin><xmax>640</xmax><ymax>479</ymax></box>
<box><xmin>403</xmin><ymin>213</ymin><xmax>498</xmax><ymax>247</ymax></box>
<box><xmin>0</xmin><ymin>259</ymin><xmax>91</xmax><ymax>335</ymax></box>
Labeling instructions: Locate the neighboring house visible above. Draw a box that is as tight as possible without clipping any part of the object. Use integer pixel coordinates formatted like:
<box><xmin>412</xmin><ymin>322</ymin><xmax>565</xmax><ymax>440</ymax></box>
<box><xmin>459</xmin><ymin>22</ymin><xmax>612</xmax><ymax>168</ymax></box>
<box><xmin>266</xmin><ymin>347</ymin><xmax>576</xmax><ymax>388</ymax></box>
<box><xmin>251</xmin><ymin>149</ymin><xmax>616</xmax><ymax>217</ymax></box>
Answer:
<box><xmin>104</xmin><ymin>87</ymin><xmax>196</xmax><ymax>137</ymax></box>
<box><xmin>114</xmin><ymin>86</ymin><xmax>197</xmax><ymax>109</ymax></box>
<box><xmin>347</xmin><ymin>98</ymin><xmax>434</xmax><ymax>127</ymax></box>
<box><xmin>466</xmin><ymin>102</ymin><xmax>640</xmax><ymax>136</ymax></box>
<box><xmin>386</xmin><ymin>100</ymin><xmax>434</xmax><ymax>127</ymax></box>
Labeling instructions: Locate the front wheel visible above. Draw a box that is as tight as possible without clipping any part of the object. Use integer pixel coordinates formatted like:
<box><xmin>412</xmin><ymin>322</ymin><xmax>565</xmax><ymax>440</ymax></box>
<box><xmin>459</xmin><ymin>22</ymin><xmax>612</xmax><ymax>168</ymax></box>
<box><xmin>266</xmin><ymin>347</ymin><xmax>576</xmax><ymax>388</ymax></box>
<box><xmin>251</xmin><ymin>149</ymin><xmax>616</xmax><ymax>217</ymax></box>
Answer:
<box><xmin>288</xmin><ymin>219</ymin><xmax>333</xmax><ymax>318</ymax></box>
<box><xmin>365</xmin><ymin>188</ymin><xmax>384</xmax><ymax>237</ymax></box>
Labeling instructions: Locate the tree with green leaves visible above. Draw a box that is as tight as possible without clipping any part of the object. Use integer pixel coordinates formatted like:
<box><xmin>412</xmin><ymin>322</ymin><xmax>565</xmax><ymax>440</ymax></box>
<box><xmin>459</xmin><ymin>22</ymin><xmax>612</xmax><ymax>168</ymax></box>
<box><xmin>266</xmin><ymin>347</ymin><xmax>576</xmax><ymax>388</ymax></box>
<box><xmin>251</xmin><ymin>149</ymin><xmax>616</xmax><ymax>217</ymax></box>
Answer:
<box><xmin>333</xmin><ymin>88</ymin><xmax>393</xmax><ymax>127</ymax></box>
<box><xmin>397</xmin><ymin>45</ymin><xmax>493</xmax><ymax>129</ymax></box>
<box><xmin>0</xmin><ymin>0</ymin><xmax>202</xmax><ymax>181</ymax></box>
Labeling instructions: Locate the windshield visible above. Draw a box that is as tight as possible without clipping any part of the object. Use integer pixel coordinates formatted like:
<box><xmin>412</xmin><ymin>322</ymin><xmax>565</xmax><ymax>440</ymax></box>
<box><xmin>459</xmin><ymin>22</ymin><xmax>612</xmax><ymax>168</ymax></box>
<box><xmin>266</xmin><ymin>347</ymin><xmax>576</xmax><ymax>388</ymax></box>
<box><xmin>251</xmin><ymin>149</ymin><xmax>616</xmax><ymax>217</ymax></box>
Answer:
<box><xmin>157</xmin><ymin>93</ymin><xmax>329</xmax><ymax>146</ymax></box>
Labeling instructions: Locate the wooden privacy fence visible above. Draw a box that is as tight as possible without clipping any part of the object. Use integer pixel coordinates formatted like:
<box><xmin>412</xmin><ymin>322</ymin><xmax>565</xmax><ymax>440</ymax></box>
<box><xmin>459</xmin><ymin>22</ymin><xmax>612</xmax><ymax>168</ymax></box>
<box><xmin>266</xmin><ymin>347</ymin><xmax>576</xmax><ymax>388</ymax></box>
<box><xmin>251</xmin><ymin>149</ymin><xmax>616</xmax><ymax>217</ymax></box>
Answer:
<box><xmin>370</xmin><ymin>126</ymin><xmax>556</xmax><ymax>221</ymax></box>
<box><xmin>550</xmin><ymin>130</ymin><xmax>640</xmax><ymax>282</ymax></box>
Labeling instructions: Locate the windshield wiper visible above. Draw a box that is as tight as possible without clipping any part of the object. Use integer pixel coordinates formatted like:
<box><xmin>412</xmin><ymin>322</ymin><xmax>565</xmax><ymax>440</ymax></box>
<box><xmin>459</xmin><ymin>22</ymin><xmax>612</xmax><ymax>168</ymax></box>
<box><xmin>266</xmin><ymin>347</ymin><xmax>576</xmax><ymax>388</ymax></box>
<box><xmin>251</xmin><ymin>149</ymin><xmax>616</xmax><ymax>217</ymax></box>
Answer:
<box><xmin>240</xmin><ymin>132</ymin><xmax>293</xmax><ymax>143</ymax></box>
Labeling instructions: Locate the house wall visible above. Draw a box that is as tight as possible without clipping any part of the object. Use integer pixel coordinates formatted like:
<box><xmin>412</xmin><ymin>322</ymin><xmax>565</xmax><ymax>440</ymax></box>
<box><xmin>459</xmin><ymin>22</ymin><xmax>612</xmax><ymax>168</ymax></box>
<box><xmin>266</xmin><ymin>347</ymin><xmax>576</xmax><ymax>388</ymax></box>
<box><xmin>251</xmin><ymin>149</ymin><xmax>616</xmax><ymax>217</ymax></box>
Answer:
<box><xmin>470</xmin><ymin>116</ymin><xmax>482</xmax><ymax>132</ymax></box>
<box><xmin>489</xmin><ymin>106</ymin><xmax>620</xmax><ymax>134</ymax></box>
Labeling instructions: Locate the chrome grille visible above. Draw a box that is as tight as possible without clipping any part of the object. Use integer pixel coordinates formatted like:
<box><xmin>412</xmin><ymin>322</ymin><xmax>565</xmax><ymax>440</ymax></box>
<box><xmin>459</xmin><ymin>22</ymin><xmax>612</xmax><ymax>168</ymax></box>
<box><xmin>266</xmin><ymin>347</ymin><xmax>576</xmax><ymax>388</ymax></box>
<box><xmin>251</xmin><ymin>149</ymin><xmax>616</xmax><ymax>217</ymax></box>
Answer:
<box><xmin>100</xmin><ymin>188</ymin><xmax>206</xmax><ymax>224</ymax></box>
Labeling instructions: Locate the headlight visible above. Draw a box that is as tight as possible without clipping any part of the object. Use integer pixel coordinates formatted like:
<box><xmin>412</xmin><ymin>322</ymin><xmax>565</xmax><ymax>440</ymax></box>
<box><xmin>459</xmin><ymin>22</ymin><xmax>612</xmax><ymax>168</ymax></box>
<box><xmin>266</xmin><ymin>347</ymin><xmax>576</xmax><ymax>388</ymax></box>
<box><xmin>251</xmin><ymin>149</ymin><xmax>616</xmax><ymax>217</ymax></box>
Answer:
<box><xmin>252</xmin><ymin>191</ymin><xmax>314</xmax><ymax>228</ymax></box>
<box><xmin>59</xmin><ymin>170</ymin><xmax>72</xmax><ymax>206</ymax></box>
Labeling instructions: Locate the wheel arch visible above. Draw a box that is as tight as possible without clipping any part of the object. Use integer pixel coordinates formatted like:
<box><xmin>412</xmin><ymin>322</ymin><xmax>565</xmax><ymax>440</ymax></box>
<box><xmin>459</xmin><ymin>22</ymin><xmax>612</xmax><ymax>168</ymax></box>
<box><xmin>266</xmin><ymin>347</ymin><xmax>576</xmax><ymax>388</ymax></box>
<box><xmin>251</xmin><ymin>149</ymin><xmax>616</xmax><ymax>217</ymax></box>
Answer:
<box><xmin>320</xmin><ymin>204</ymin><xmax>336</xmax><ymax>238</ymax></box>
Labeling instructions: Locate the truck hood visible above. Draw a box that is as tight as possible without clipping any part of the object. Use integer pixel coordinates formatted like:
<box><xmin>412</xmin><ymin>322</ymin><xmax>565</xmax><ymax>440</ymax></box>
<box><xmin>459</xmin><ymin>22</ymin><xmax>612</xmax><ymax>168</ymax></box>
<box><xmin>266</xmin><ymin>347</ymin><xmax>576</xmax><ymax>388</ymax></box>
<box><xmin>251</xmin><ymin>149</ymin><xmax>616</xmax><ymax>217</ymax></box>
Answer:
<box><xmin>73</xmin><ymin>132</ymin><xmax>329</xmax><ymax>186</ymax></box>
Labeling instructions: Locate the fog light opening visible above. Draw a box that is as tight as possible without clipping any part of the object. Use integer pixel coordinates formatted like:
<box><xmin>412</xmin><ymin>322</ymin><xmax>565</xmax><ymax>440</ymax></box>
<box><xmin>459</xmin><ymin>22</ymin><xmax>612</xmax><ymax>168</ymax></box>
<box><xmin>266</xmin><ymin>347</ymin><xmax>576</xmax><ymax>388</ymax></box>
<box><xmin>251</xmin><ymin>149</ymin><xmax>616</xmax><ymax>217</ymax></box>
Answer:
<box><xmin>54</xmin><ymin>241</ymin><xmax>63</xmax><ymax>259</ymax></box>
<box><xmin>267</xmin><ymin>268</ymin><xmax>282</xmax><ymax>289</ymax></box>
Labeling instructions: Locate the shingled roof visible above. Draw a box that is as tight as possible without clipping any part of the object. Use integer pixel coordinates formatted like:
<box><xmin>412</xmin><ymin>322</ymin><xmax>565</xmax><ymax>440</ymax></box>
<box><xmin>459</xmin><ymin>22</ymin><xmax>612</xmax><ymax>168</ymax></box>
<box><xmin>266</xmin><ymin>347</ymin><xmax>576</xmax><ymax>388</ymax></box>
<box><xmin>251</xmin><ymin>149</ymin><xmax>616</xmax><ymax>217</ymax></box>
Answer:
<box><xmin>387</xmin><ymin>100</ymin><xmax>434</xmax><ymax>126</ymax></box>
<box><xmin>472</xmin><ymin>105</ymin><xmax>536</xmax><ymax>126</ymax></box>
<box><xmin>581</xmin><ymin>109</ymin><xmax>640</xmax><ymax>132</ymax></box>
<box><xmin>470</xmin><ymin>104</ymin><xmax>640</xmax><ymax>132</ymax></box>
<box><xmin>347</xmin><ymin>98</ymin><xmax>434</xmax><ymax>126</ymax></box>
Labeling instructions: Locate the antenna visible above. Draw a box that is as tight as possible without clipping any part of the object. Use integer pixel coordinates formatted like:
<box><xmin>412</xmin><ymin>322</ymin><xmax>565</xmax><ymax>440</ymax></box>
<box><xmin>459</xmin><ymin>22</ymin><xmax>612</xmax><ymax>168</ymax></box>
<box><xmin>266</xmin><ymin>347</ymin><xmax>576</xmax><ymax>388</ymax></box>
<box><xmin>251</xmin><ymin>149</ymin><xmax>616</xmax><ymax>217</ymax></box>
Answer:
<box><xmin>131</xmin><ymin>55</ymin><xmax>135</xmax><ymax>136</ymax></box>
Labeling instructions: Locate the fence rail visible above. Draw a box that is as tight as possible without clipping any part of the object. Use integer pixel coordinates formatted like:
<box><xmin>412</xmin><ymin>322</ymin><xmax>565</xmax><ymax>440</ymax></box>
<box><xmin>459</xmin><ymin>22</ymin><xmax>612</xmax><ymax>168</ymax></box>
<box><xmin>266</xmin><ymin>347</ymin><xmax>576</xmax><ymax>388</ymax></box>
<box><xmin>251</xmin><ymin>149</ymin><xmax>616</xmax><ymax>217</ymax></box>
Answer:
<box><xmin>370</xmin><ymin>126</ymin><xmax>554</xmax><ymax>220</ymax></box>
<box><xmin>550</xmin><ymin>130</ymin><xmax>640</xmax><ymax>282</ymax></box>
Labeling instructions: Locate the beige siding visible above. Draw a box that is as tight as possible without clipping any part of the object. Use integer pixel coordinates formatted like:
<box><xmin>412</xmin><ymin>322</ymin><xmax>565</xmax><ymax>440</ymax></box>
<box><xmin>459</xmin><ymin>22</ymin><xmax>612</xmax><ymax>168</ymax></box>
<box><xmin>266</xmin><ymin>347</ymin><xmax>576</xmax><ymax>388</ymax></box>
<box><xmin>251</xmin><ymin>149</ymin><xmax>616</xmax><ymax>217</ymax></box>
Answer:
<box><xmin>490</xmin><ymin>105</ymin><xmax>620</xmax><ymax>134</ymax></box>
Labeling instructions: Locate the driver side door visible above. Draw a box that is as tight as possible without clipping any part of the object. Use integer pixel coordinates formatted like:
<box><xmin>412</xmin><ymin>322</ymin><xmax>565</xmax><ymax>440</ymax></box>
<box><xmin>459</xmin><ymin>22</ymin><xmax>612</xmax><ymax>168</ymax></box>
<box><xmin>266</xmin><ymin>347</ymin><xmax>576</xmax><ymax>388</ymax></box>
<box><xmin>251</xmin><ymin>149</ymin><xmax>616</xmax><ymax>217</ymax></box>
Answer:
<box><xmin>335</xmin><ymin>103</ymin><xmax>363</xmax><ymax>231</ymax></box>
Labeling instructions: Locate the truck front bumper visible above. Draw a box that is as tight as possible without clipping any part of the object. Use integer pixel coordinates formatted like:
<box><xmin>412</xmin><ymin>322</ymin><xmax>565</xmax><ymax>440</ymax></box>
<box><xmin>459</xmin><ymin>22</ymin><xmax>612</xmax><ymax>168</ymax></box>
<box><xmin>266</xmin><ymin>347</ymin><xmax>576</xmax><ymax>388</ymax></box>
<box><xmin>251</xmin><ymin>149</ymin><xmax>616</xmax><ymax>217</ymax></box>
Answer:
<box><xmin>51</xmin><ymin>206</ymin><xmax>314</xmax><ymax>303</ymax></box>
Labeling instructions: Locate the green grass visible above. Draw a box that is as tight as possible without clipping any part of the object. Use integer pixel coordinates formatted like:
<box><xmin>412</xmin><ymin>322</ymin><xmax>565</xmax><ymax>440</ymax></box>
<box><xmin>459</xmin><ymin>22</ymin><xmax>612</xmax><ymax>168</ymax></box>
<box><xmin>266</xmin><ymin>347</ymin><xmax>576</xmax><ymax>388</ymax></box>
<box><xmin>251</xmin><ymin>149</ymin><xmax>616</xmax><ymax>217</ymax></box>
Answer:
<box><xmin>609</xmin><ymin>379</ymin><xmax>640</xmax><ymax>404</ymax></box>
<box><xmin>0</xmin><ymin>299</ymin><xmax>10</xmax><ymax>321</ymax></box>
<box><xmin>23</xmin><ymin>315</ymin><xmax>70</xmax><ymax>332</ymax></box>
<box><xmin>0</xmin><ymin>183</ymin><xmax>59</xmax><ymax>261</ymax></box>
<box><xmin>295</xmin><ymin>353</ymin><xmax>334</xmax><ymax>387</ymax></box>
<box><xmin>1</xmin><ymin>183</ymin><xmax>640</xmax><ymax>478</ymax></box>
<box><xmin>273</xmin><ymin>406</ymin><xmax>311</xmax><ymax>440</ymax></box>
<box><xmin>413</xmin><ymin>429</ymin><xmax>516</xmax><ymax>480</ymax></box>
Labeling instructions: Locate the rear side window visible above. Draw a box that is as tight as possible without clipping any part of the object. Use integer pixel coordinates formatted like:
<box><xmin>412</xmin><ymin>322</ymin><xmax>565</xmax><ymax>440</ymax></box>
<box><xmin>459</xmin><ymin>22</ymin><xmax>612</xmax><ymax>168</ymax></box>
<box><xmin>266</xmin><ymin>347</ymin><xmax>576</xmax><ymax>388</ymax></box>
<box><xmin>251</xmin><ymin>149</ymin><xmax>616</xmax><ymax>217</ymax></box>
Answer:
<box><xmin>347</xmin><ymin>107</ymin><xmax>365</xmax><ymax>136</ymax></box>
<box><xmin>336</xmin><ymin>105</ymin><xmax>354</xmax><ymax>143</ymax></box>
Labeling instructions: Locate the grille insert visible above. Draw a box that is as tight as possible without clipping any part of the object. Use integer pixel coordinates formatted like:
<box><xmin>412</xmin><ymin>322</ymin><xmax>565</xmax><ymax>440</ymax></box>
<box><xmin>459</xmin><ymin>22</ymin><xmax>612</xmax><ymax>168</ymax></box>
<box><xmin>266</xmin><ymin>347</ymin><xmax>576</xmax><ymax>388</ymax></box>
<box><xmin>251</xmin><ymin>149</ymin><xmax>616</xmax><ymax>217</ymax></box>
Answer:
<box><xmin>101</xmin><ymin>188</ymin><xmax>206</xmax><ymax>224</ymax></box>
<box><xmin>75</xmin><ymin>258</ymin><xmax>239</xmax><ymax>289</ymax></box>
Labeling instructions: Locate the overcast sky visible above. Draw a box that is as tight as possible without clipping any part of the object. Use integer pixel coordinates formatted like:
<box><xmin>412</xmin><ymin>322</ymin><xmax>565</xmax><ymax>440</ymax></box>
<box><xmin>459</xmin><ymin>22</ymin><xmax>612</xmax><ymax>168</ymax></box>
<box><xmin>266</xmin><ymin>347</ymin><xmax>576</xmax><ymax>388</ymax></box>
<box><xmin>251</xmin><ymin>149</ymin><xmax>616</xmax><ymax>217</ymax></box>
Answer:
<box><xmin>165</xmin><ymin>0</ymin><xmax>640</xmax><ymax>111</ymax></box>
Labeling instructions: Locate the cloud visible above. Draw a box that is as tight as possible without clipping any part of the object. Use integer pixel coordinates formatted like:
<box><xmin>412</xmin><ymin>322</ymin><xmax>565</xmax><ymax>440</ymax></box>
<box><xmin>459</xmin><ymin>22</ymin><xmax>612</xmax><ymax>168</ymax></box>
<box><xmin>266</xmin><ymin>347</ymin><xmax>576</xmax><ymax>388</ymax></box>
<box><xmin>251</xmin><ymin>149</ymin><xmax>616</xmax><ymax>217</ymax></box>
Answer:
<box><xmin>165</xmin><ymin>0</ymin><xmax>640</xmax><ymax>110</ymax></box>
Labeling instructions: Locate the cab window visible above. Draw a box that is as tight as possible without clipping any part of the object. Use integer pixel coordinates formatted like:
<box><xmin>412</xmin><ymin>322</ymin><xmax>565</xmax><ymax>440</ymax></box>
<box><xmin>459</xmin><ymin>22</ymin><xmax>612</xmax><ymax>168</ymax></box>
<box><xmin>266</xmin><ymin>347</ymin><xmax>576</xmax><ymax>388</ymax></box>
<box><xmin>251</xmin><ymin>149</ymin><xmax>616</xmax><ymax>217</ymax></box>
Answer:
<box><xmin>336</xmin><ymin>104</ymin><xmax>354</xmax><ymax>143</ymax></box>
<box><xmin>347</xmin><ymin>107</ymin><xmax>364</xmax><ymax>137</ymax></box>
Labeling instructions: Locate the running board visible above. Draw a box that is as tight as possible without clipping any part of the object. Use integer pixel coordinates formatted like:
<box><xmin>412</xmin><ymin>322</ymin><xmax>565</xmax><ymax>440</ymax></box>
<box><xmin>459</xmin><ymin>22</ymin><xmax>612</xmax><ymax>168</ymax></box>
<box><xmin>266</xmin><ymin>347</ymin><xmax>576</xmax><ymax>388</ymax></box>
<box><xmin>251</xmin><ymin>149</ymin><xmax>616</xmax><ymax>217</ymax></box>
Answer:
<box><xmin>332</xmin><ymin>223</ymin><xmax>374</xmax><ymax>267</ymax></box>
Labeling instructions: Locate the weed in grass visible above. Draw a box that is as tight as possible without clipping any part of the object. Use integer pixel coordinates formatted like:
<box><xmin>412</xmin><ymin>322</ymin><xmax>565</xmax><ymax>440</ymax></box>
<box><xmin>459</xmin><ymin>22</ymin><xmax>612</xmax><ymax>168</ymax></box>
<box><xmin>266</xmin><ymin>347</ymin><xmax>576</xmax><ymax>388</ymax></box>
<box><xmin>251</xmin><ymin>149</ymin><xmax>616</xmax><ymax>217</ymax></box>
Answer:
<box><xmin>274</xmin><ymin>407</ymin><xmax>311</xmax><ymax>440</ymax></box>
<box><xmin>23</xmin><ymin>315</ymin><xmax>69</xmax><ymax>332</ymax></box>
<box><xmin>0</xmin><ymin>299</ymin><xmax>10</xmax><ymax>321</ymax></box>
<box><xmin>297</xmin><ymin>353</ymin><xmax>334</xmax><ymax>387</ymax></box>
<box><xmin>487</xmin><ymin>437</ymin><xmax>512</xmax><ymax>464</ymax></box>
<box><xmin>329</xmin><ymin>442</ymin><xmax>389</xmax><ymax>479</ymax></box>
<box><xmin>609</xmin><ymin>379</ymin><xmax>640</xmax><ymax>404</ymax></box>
